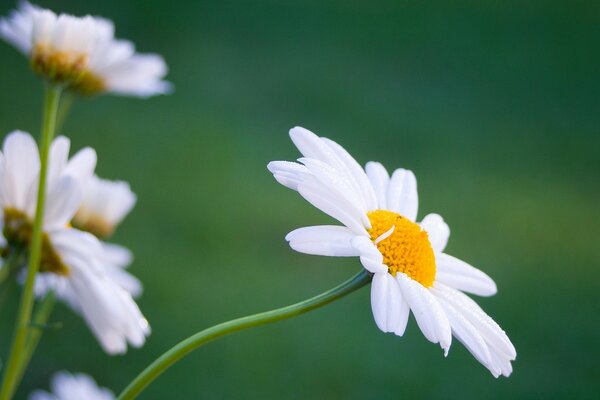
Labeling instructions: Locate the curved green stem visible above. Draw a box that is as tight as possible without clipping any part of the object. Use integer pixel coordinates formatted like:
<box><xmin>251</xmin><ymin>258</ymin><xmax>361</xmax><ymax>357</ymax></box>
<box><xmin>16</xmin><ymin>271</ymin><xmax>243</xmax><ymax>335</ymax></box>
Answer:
<box><xmin>118</xmin><ymin>270</ymin><xmax>372</xmax><ymax>400</ymax></box>
<box><xmin>0</xmin><ymin>84</ymin><xmax>62</xmax><ymax>400</ymax></box>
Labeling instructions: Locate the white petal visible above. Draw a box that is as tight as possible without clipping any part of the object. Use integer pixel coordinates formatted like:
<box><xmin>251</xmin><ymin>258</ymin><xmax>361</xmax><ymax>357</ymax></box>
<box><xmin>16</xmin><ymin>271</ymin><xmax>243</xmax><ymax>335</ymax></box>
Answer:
<box><xmin>420</xmin><ymin>213</ymin><xmax>449</xmax><ymax>252</ymax></box>
<box><xmin>285</xmin><ymin>225</ymin><xmax>359</xmax><ymax>257</ymax></box>
<box><xmin>47</xmin><ymin>136</ymin><xmax>70</xmax><ymax>187</ymax></box>
<box><xmin>365</xmin><ymin>161</ymin><xmax>390</xmax><ymax>210</ymax></box>
<box><xmin>289</xmin><ymin>127</ymin><xmax>372</xmax><ymax>211</ymax></box>
<box><xmin>0</xmin><ymin>1</ymin><xmax>36</xmax><ymax>54</ymax></box>
<box><xmin>321</xmin><ymin>138</ymin><xmax>378</xmax><ymax>210</ymax></box>
<box><xmin>386</xmin><ymin>168</ymin><xmax>418</xmax><ymax>221</ymax></box>
<box><xmin>267</xmin><ymin>160</ymin><xmax>306</xmax><ymax>191</ymax></box>
<box><xmin>396</xmin><ymin>273</ymin><xmax>452</xmax><ymax>353</ymax></box>
<box><xmin>432</xmin><ymin>283</ymin><xmax>516</xmax><ymax>360</ymax></box>
<box><xmin>2</xmin><ymin>130</ymin><xmax>39</xmax><ymax>209</ymax></box>
<box><xmin>102</xmin><ymin>242</ymin><xmax>133</xmax><ymax>266</ymax></box>
<box><xmin>351</xmin><ymin>236</ymin><xmax>387</xmax><ymax>274</ymax></box>
<box><xmin>435</xmin><ymin>291</ymin><xmax>494</xmax><ymax>371</ymax></box>
<box><xmin>102</xmin><ymin>54</ymin><xmax>172</xmax><ymax>98</ymax></box>
<box><xmin>297</xmin><ymin>182</ymin><xmax>367</xmax><ymax>235</ymax></box>
<box><xmin>44</xmin><ymin>176</ymin><xmax>81</xmax><ymax>229</ymax></box>
<box><xmin>371</xmin><ymin>273</ymin><xmax>404</xmax><ymax>334</ymax></box>
<box><xmin>436</xmin><ymin>253</ymin><xmax>497</xmax><ymax>297</ymax></box>
<box><xmin>63</xmin><ymin>147</ymin><xmax>97</xmax><ymax>186</ymax></box>
<box><xmin>299</xmin><ymin>157</ymin><xmax>368</xmax><ymax>218</ymax></box>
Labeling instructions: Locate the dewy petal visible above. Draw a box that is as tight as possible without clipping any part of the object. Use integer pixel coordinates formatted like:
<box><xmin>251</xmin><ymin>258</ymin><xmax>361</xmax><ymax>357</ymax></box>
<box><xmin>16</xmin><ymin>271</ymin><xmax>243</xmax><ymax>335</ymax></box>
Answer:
<box><xmin>351</xmin><ymin>236</ymin><xmax>387</xmax><ymax>274</ymax></box>
<box><xmin>267</xmin><ymin>161</ymin><xmax>307</xmax><ymax>191</ymax></box>
<box><xmin>365</xmin><ymin>161</ymin><xmax>390</xmax><ymax>210</ymax></box>
<box><xmin>435</xmin><ymin>291</ymin><xmax>495</xmax><ymax>373</ymax></box>
<box><xmin>386</xmin><ymin>168</ymin><xmax>418</xmax><ymax>222</ymax></box>
<box><xmin>268</xmin><ymin>160</ymin><xmax>369</xmax><ymax>233</ymax></box>
<box><xmin>321</xmin><ymin>137</ymin><xmax>378</xmax><ymax>210</ymax></box>
<box><xmin>290</xmin><ymin>127</ymin><xmax>373</xmax><ymax>211</ymax></box>
<box><xmin>435</xmin><ymin>253</ymin><xmax>497</xmax><ymax>297</ymax></box>
<box><xmin>297</xmin><ymin>181</ymin><xmax>367</xmax><ymax>235</ymax></box>
<box><xmin>299</xmin><ymin>157</ymin><xmax>368</xmax><ymax>217</ymax></box>
<box><xmin>371</xmin><ymin>273</ymin><xmax>405</xmax><ymax>334</ymax></box>
<box><xmin>432</xmin><ymin>283</ymin><xmax>516</xmax><ymax>361</ymax></box>
<box><xmin>396</xmin><ymin>273</ymin><xmax>452</xmax><ymax>354</ymax></box>
<box><xmin>285</xmin><ymin>225</ymin><xmax>360</xmax><ymax>257</ymax></box>
<box><xmin>420</xmin><ymin>213</ymin><xmax>450</xmax><ymax>252</ymax></box>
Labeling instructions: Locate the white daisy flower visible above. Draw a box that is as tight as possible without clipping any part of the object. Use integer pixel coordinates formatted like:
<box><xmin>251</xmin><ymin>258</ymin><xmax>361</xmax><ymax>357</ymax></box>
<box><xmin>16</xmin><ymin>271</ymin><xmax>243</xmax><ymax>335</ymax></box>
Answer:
<box><xmin>268</xmin><ymin>127</ymin><xmax>516</xmax><ymax>377</ymax></box>
<box><xmin>73</xmin><ymin>175</ymin><xmax>136</xmax><ymax>239</ymax></box>
<box><xmin>0</xmin><ymin>131</ymin><xmax>149</xmax><ymax>354</ymax></box>
<box><xmin>0</xmin><ymin>1</ymin><xmax>172</xmax><ymax>97</ymax></box>
<box><xmin>29</xmin><ymin>371</ymin><xmax>114</xmax><ymax>400</ymax></box>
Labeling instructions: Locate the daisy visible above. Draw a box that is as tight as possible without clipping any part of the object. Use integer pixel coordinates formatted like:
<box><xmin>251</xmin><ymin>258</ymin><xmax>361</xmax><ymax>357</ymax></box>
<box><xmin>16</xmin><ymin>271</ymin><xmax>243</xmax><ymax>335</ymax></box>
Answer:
<box><xmin>0</xmin><ymin>131</ymin><xmax>149</xmax><ymax>354</ymax></box>
<box><xmin>268</xmin><ymin>127</ymin><xmax>516</xmax><ymax>377</ymax></box>
<box><xmin>0</xmin><ymin>1</ymin><xmax>172</xmax><ymax>97</ymax></box>
<box><xmin>29</xmin><ymin>371</ymin><xmax>114</xmax><ymax>400</ymax></box>
<box><xmin>73</xmin><ymin>175</ymin><xmax>137</xmax><ymax>239</ymax></box>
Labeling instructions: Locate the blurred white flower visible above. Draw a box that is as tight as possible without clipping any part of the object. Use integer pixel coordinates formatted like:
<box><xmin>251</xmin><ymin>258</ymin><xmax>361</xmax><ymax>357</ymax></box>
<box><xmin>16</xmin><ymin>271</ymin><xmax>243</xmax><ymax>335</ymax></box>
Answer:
<box><xmin>0</xmin><ymin>131</ymin><xmax>149</xmax><ymax>354</ymax></box>
<box><xmin>73</xmin><ymin>175</ymin><xmax>136</xmax><ymax>239</ymax></box>
<box><xmin>0</xmin><ymin>1</ymin><xmax>172</xmax><ymax>97</ymax></box>
<box><xmin>268</xmin><ymin>127</ymin><xmax>516</xmax><ymax>377</ymax></box>
<box><xmin>29</xmin><ymin>371</ymin><xmax>114</xmax><ymax>400</ymax></box>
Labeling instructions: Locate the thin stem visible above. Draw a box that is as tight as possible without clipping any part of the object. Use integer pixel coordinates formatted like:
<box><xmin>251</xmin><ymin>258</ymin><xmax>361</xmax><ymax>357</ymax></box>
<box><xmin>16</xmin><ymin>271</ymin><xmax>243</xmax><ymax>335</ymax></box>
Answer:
<box><xmin>0</xmin><ymin>84</ymin><xmax>62</xmax><ymax>400</ymax></box>
<box><xmin>0</xmin><ymin>251</ymin><xmax>25</xmax><ymax>312</ymax></box>
<box><xmin>55</xmin><ymin>91</ymin><xmax>74</xmax><ymax>133</ymax></box>
<box><xmin>9</xmin><ymin>291</ymin><xmax>57</xmax><ymax>399</ymax></box>
<box><xmin>118</xmin><ymin>270</ymin><xmax>372</xmax><ymax>400</ymax></box>
<box><xmin>0</xmin><ymin>250</ymin><xmax>23</xmax><ymax>287</ymax></box>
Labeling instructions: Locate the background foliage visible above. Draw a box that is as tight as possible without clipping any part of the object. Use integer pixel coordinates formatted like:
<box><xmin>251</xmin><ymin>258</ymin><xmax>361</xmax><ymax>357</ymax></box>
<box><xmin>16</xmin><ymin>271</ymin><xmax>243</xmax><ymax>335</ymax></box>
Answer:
<box><xmin>0</xmin><ymin>0</ymin><xmax>598</xmax><ymax>398</ymax></box>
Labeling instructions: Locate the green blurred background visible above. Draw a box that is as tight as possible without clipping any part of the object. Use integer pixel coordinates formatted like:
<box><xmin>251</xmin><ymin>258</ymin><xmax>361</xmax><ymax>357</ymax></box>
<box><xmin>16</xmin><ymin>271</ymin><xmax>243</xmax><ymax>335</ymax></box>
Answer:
<box><xmin>1</xmin><ymin>0</ymin><xmax>599</xmax><ymax>398</ymax></box>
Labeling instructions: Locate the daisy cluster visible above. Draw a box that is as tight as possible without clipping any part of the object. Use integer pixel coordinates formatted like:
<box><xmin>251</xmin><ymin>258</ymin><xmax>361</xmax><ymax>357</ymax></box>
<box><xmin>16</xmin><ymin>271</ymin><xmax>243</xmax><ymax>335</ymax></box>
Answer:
<box><xmin>0</xmin><ymin>1</ymin><xmax>172</xmax><ymax>397</ymax></box>
<box><xmin>0</xmin><ymin>1</ymin><xmax>516</xmax><ymax>398</ymax></box>
<box><xmin>0</xmin><ymin>131</ymin><xmax>148</xmax><ymax>354</ymax></box>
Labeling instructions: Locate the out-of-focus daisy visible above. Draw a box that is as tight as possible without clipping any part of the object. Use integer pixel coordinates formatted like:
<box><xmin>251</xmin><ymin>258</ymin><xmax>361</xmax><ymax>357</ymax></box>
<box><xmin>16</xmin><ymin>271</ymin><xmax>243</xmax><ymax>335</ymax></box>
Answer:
<box><xmin>0</xmin><ymin>1</ymin><xmax>172</xmax><ymax>97</ymax></box>
<box><xmin>73</xmin><ymin>175</ymin><xmax>136</xmax><ymax>239</ymax></box>
<box><xmin>268</xmin><ymin>127</ymin><xmax>516</xmax><ymax>377</ymax></box>
<box><xmin>29</xmin><ymin>371</ymin><xmax>114</xmax><ymax>400</ymax></box>
<box><xmin>0</xmin><ymin>131</ymin><xmax>149</xmax><ymax>354</ymax></box>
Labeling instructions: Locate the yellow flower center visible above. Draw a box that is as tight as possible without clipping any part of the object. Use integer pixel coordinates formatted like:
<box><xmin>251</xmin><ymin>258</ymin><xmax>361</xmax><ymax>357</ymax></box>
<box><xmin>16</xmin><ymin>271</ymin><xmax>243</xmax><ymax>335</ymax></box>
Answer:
<box><xmin>72</xmin><ymin>211</ymin><xmax>114</xmax><ymax>239</ymax></box>
<box><xmin>31</xmin><ymin>44</ymin><xmax>106</xmax><ymax>96</ymax></box>
<box><xmin>3</xmin><ymin>208</ymin><xmax>70</xmax><ymax>276</ymax></box>
<box><xmin>367</xmin><ymin>209</ymin><xmax>436</xmax><ymax>287</ymax></box>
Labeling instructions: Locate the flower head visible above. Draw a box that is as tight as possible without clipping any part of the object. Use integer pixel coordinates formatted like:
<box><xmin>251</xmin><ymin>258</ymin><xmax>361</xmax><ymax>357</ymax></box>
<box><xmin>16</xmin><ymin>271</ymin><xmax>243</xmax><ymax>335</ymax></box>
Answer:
<box><xmin>29</xmin><ymin>371</ymin><xmax>114</xmax><ymax>400</ymax></box>
<box><xmin>0</xmin><ymin>131</ymin><xmax>149</xmax><ymax>354</ymax></box>
<box><xmin>268</xmin><ymin>127</ymin><xmax>516</xmax><ymax>377</ymax></box>
<box><xmin>73</xmin><ymin>175</ymin><xmax>136</xmax><ymax>238</ymax></box>
<box><xmin>0</xmin><ymin>1</ymin><xmax>172</xmax><ymax>97</ymax></box>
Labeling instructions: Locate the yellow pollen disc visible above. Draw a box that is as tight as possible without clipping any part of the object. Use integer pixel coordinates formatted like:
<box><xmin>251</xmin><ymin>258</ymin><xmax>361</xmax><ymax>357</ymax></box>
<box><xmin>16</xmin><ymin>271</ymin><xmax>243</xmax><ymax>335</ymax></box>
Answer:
<box><xmin>72</xmin><ymin>212</ymin><xmax>114</xmax><ymax>239</ymax></box>
<box><xmin>3</xmin><ymin>208</ymin><xmax>70</xmax><ymax>276</ymax></box>
<box><xmin>31</xmin><ymin>45</ymin><xmax>106</xmax><ymax>96</ymax></box>
<box><xmin>367</xmin><ymin>209</ymin><xmax>436</xmax><ymax>287</ymax></box>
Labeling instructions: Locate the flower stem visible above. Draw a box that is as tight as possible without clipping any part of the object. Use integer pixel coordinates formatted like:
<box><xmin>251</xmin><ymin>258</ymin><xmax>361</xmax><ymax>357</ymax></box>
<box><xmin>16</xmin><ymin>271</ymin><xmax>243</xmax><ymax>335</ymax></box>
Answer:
<box><xmin>0</xmin><ymin>84</ymin><xmax>62</xmax><ymax>400</ymax></box>
<box><xmin>118</xmin><ymin>270</ymin><xmax>372</xmax><ymax>400</ymax></box>
<box><xmin>9</xmin><ymin>291</ymin><xmax>57</xmax><ymax>399</ymax></box>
